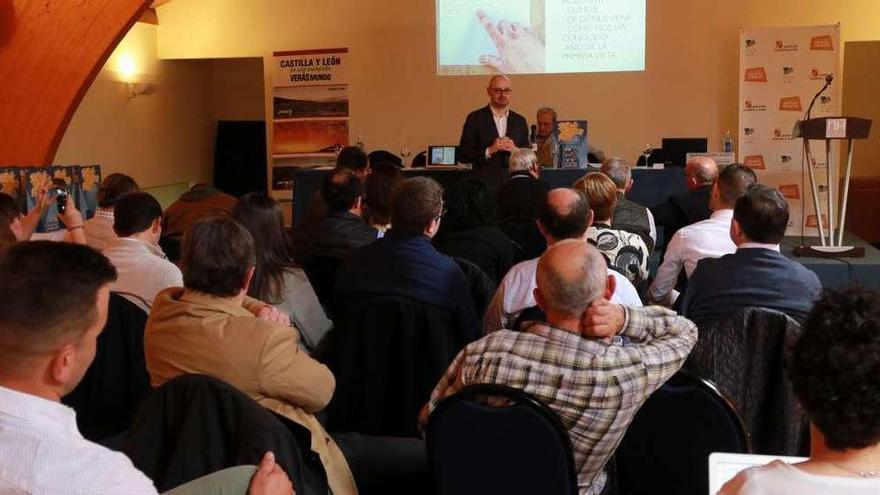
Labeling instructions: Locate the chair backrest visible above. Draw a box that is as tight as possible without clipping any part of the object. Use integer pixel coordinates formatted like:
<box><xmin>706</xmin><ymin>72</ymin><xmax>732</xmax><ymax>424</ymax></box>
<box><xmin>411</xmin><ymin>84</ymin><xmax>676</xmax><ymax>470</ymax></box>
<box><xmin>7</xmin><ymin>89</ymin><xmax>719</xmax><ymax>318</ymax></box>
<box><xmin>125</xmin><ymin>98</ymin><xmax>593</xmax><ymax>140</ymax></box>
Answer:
<box><xmin>687</xmin><ymin>307</ymin><xmax>806</xmax><ymax>456</ymax></box>
<box><xmin>323</xmin><ymin>295</ymin><xmax>460</xmax><ymax>436</ymax></box>
<box><xmin>426</xmin><ymin>384</ymin><xmax>578</xmax><ymax>495</ymax></box>
<box><xmin>614</xmin><ymin>370</ymin><xmax>750</xmax><ymax>495</ymax></box>
<box><xmin>299</xmin><ymin>254</ymin><xmax>344</xmax><ymax>316</ymax></box>
<box><xmin>62</xmin><ymin>292</ymin><xmax>152</xmax><ymax>442</ymax></box>
<box><xmin>453</xmin><ymin>256</ymin><xmax>496</xmax><ymax>324</ymax></box>
<box><xmin>122</xmin><ymin>374</ymin><xmax>327</xmax><ymax>494</ymax></box>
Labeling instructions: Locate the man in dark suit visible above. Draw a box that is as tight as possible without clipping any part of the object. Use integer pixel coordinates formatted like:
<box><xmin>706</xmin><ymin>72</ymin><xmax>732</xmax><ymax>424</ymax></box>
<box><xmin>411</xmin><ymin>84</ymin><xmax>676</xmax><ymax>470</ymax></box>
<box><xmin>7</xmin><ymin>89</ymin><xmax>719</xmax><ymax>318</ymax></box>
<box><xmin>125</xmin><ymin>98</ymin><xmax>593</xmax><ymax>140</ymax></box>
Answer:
<box><xmin>292</xmin><ymin>168</ymin><xmax>378</xmax><ymax>261</ymax></box>
<box><xmin>458</xmin><ymin>75</ymin><xmax>530</xmax><ymax>191</ymax></box>
<box><xmin>496</xmin><ymin>148</ymin><xmax>550</xmax><ymax>260</ymax></box>
<box><xmin>335</xmin><ymin>177</ymin><xmax>479</xmax><ymax>342</ymax></box>
<box><xmin>651</xmin><ymin>156</ymin><xmax>718</xmax><ymax>248</ymax></box>
<box><xmin>681</xmin><ymin>184</ymin><xmax>822</xmax><ymax>323</ymax></box>
<box><xmin>601</xmin><ymin>157</ymin><xmax>655</xmax><ymax>253</ymax></box>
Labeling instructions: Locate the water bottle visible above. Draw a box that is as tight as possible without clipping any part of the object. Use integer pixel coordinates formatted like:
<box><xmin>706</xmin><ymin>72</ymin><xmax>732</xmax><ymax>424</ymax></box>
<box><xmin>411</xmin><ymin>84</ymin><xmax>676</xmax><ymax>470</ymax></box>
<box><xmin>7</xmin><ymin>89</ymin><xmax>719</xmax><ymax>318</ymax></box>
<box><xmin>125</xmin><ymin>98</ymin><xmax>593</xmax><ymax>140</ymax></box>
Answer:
<box><xmin>722</xmin><ymin>130</ymin><xmax>734</xmax><ymax>154</ymax></box>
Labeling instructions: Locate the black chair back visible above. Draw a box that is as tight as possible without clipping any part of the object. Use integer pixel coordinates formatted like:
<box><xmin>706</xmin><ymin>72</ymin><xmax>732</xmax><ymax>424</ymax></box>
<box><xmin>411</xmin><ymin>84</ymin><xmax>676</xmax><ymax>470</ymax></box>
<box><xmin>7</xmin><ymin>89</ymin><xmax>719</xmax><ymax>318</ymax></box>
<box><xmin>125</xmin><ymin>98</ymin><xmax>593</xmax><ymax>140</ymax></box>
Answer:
<box><xmin>453</xmin><ymin>257</ymin><xmax>496</xmax><ymax>327</ymax></box>
<box><xmin>299</xmin><ymin>255</ymin><xmax>344</xmax><ymax>316</ymax></box>
<box><xmin>426</xmin><ymin>384</ymin><xmax>578</xmax><ymax>495</ymax></box>
<box><xmin>323</xmin><ymin>295</ymin><xmax>462</xmax><ymax>437</ymax></box>
<box><xmin>122</xmin><ymin>374</ymin><xmax>327</xmax><ymax>494</ymax></box>
<box><xmin>687</xmin><ymin>307</ymin><xmax>806</xmax><ymax>455</ymax></box>
<box><xmin>62</xmin><ymin>292</ymin><xmax>152</xmax><ymax>442</ymax></box>
<box><xmin>614</xmin><ymin>370</ymin><xmax>750</xmax><ymax>495</ymax></box>
<box><xmin>500</xmin><ymin>217</ymin><xmax>546</xmax><ymax>262</ymax></box>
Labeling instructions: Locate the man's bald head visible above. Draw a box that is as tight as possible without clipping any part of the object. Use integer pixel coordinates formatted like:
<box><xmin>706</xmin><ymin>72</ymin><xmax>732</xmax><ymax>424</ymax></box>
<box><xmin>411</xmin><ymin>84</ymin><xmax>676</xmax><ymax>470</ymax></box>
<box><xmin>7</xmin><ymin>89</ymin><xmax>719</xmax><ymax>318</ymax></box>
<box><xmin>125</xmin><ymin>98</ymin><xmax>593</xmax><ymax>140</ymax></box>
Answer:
<box><xmin>488</xmin><ymin>74</ymin><xmax>511</xmax><ymax>87</ymax></box>
<box><xmin>536</xmin><ymin>240</ymin><xmax>607</xmax><ymax>318</ymax></box>
<box><xmin>538</xmin><ymin>188</ymin><xmax>592</xmax><ymax>242</ymax></box>
<box><xmin>685</xmin><ymin>156</ymin><xmax>719</xmax><ymax>188</ymax></box>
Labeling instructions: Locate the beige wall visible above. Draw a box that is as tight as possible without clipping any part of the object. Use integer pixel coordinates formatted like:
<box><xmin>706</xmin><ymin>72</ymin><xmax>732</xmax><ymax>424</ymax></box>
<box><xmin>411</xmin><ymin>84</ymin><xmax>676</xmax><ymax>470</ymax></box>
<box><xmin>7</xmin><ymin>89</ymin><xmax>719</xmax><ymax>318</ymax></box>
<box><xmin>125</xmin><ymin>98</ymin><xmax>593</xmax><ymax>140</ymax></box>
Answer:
<box><xmin>154</xmin><ymin>0</ymin><xmax>880</xmax><ymax>171</ymax></box>
<box><xmin>842</xmin><ymin>41</ymin><xmax>880</xmax><ymax>178</ymax></box>
<box><xmin>54</xmin><ymin>25</ymin><xmax>265</xmax><ymax>189</ymax></box>
<box><xmin>54</xmin><ymin>23</ymin><xmax>216</xmax><ymax>188</ymax></box>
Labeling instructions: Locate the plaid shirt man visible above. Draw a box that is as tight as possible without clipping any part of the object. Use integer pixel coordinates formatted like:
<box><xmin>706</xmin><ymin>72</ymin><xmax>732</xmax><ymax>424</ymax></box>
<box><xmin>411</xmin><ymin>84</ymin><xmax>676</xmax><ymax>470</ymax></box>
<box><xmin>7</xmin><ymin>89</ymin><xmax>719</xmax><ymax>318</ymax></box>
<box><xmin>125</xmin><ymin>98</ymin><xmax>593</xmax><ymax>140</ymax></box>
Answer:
<box><xmin>423</xmin><ymin>306</ymin><xmax>697</xmax><ymax>494</ymax></box>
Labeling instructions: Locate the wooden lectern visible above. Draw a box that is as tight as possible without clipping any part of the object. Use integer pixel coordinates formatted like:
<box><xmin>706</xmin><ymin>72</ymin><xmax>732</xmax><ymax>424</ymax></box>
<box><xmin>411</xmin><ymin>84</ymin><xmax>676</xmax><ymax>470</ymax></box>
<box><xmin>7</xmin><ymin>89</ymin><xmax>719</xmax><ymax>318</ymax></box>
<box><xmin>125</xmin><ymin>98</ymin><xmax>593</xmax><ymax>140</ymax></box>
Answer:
<box><xmin>793</xmin><ymin>117</ymin><xmax>873</xmax><ymax>258</ymax></box>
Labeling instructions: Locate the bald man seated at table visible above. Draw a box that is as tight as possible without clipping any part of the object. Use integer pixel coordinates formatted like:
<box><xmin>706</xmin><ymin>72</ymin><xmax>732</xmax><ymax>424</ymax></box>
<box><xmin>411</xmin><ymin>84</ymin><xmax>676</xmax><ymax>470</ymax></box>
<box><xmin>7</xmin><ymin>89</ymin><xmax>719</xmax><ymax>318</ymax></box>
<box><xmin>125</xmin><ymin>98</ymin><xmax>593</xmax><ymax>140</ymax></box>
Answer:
<box><xmin>650</xmin><ymin>156</ymin><xmax>719</xmax><ymax>246</ymax></box>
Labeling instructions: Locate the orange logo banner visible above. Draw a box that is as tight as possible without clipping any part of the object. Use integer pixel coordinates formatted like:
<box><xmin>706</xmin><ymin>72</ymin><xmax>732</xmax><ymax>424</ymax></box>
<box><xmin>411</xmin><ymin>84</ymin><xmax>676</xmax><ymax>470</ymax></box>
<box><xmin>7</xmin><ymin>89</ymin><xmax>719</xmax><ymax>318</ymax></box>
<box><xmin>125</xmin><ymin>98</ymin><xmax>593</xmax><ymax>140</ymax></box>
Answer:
<box><xmin>779</xmin><ymin>96</ymin><xmax>803</xmax><ymax>112</ymax></box>
<box><xmin>744</xmin><ymin>67</ymin><xmax>768</xmax><ymax>82</ymax></box>
<box><xmin>744</xmin><ymin>155</ymin><xmax>766</xmax><ymax>170</ymax></box>
<box><xmin>805</xmin><ymin>214</ymin><xmax>829</xmax><ymax>228</ymax></box>
<box><xmin>810</xmin><ymin>35</ymin><xmax>834</xmax><ymax>51</ymax></box>
<box><xmin>779</xmin><ymin>185</ymin><xmax>800</xmax><ymax>199</ymax></box>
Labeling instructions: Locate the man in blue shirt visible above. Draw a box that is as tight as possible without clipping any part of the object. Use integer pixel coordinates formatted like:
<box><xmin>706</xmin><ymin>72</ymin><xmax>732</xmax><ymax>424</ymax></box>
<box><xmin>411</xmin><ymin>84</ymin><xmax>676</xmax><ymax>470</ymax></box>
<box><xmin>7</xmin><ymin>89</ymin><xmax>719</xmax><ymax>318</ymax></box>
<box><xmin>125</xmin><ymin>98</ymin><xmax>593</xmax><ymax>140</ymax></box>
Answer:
<box><xmin>335</xmin><ymin>177</ymin><xmax>479</xmax><ymax>343</ymax></box>
<box><xmin>682</xmin><ymin>184</ymin><xmax>822</xmax><ymax>323</ymax></box>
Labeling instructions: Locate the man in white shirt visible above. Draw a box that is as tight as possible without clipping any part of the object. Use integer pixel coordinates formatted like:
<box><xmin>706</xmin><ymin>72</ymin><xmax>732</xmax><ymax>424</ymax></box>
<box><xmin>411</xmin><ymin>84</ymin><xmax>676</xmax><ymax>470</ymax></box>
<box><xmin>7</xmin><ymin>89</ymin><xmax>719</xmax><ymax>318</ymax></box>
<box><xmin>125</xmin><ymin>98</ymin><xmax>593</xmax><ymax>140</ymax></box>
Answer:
<box><xmin>648</xmin><ymin>164</ymin><xmax>757</xmax><ymax>306</ymax></box>
<box><xmin>0</xmin><ymin>241</ymin><xmax>292</xmax><ymax>495</ymax></box>
<box><xmin>84</xmin><ymin>173</ymin><xmax>139</xmax><ymax>251</ymax></box>
<box><xmin>103</xmin><ymin>192</ymin><xmax>183</xmax><ymax>312</ymax></box>
<box><xmin>484</xmin><ymin>188</ymin><xmax>642</xmax><ymax>334</ymax></box>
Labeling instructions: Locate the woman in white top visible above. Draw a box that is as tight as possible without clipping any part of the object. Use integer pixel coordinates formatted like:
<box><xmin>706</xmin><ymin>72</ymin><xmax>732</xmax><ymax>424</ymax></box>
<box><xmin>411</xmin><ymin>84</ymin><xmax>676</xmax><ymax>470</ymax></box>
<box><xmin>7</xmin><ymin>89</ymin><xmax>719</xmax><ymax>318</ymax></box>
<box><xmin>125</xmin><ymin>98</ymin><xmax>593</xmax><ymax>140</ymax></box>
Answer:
<box><xmin>233</xmin><ymin>192</ymin><xmax>332</xmax><ymax>353</ymax></box>
<box><xmin>720</xmin><ymin>286</ymin><xmax>880</xmax><ymax>495</ymax></box>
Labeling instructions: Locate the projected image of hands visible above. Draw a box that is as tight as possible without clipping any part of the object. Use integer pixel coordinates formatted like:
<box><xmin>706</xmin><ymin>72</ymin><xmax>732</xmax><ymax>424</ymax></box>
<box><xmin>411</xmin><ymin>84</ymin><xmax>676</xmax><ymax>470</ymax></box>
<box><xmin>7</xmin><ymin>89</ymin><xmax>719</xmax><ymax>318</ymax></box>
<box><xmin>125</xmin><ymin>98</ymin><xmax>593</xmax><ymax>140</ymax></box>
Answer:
<box><xmin>436</xmin><ymin>0</ymin><xmax>646</xmax><ymax>76</ymax></box>
<box><xmin>476</xmin><ymin>9</ymin><xmax>545</xmax><ymax>74</ymax></box>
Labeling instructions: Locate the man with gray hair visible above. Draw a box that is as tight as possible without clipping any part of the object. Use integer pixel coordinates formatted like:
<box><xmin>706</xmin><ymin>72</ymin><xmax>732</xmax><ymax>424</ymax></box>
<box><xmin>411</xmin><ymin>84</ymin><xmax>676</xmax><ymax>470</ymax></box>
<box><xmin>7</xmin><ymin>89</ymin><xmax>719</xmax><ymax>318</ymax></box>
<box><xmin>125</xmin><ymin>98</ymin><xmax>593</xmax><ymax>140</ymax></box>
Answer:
<box><xmin>422</xmin><ymin>240</ymin><xmax>697</xmax><ymax>495</ymax></box>
<box><xmin>601</xmin><ymin>157</ymin><xmax>656</xmax><ymax>252</ymax></box>
<box><xmin>535</xmin><ymin>107</ymin><xmax>605</xmax><ymax>167</ymax></box>
<box><xmin>496</xmin><ymin>148</ymin><xmax>552</xmax><ymax>260</ymax></box>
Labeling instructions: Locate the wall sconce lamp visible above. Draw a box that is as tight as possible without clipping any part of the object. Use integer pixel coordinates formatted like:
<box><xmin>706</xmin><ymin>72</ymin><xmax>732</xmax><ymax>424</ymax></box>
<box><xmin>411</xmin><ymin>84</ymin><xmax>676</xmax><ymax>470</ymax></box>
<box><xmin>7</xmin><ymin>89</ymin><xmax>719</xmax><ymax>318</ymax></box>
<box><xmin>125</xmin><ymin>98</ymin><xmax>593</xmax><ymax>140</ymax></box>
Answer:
<box><xmin>118</xmin><ymin>53</ymin><xmax>156</xmax><ymax>99</ymax></box>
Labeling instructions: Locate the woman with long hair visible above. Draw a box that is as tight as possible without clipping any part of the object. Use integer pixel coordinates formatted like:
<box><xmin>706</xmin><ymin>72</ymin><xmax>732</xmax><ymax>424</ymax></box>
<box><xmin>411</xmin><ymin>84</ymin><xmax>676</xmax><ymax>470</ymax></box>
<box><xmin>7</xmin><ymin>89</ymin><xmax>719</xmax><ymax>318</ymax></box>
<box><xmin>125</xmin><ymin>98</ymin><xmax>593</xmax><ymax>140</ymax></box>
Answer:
<box><xmin>232</xmin><ymin>192</ymin><xmax>332</xmax><ymax>352</ymax></box>
<box><xmin>362</xmin><ymin>160</ymin><xmax>403</xmax><ymax>233</ymax></box>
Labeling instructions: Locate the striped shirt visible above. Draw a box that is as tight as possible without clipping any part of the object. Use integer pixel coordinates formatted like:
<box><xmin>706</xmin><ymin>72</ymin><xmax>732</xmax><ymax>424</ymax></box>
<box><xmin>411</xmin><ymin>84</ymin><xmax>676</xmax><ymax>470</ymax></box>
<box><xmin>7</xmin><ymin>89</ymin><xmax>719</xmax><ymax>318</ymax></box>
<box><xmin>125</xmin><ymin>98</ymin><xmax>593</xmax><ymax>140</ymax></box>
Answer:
<box><xmin>425</xmin><ymin>306</ymin><xmax>697</xmax><ymax>494</ymax></box>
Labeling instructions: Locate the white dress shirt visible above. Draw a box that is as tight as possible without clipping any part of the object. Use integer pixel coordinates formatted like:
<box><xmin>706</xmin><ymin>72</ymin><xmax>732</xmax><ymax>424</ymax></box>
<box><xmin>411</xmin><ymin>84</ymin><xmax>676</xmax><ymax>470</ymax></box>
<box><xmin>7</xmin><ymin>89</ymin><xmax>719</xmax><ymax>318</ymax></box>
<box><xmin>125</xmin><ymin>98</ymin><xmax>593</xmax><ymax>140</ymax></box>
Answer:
<box><xmin>103</xmin><ymin>237</ymin><xmax>184</xmax><ymax>312</ymax></box>
<box><xmin>0</xmin><ymin>385</ymin><xmax>157</xmax><ymax>494</ymax></box>
<box><xmin>484</xmin><ymin>108</ymin><xmax>510</xmax><ymax>159</ymax></box>
<box><xmin>483</xmin><ymin>256</ymin><xmax>644</xmax><ymax>334</ymax></box>
<box><xmin>648</xmin><ymin>209</ymin><xmax>736</xmax><ymax>306</ymax></box>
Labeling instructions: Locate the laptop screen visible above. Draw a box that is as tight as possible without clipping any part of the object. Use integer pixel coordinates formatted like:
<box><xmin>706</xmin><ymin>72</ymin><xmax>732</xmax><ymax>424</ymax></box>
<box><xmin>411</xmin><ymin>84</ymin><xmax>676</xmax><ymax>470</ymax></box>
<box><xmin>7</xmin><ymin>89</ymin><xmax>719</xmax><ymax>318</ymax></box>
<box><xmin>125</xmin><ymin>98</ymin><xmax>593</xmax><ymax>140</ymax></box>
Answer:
<box><xmin>428</xmin><ymin>146</ymin><xmax>457</xmax><ymax>166</ymax></box>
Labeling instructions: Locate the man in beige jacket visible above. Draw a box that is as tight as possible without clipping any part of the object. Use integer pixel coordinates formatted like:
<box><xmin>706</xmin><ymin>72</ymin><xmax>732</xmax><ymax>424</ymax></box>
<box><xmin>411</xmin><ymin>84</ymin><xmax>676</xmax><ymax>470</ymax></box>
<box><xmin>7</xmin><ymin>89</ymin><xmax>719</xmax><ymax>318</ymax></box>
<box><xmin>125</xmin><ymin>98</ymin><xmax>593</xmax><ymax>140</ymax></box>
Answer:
<box><xmin>146</xmin><ymin>216</ymin><xmax>424</xmax><ymax>495</ymax></box>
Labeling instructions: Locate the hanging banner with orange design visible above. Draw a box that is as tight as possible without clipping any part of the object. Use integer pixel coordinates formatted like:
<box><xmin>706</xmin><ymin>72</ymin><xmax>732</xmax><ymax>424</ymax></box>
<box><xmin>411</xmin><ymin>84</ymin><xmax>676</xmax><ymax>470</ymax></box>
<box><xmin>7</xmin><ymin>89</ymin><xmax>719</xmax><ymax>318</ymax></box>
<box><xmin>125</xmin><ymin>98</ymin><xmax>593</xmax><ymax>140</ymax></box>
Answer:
<box><xmin>739</xmin><ymin>24</ymin><xmax>840</xmax><ymax>236</ymax></box>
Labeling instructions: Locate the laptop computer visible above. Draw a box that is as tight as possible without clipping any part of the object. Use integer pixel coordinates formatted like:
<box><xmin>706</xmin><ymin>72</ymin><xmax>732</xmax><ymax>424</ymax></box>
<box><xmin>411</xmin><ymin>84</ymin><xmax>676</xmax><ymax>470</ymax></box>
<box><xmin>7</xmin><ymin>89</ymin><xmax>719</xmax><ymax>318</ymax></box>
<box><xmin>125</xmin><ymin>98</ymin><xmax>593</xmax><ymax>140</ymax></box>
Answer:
<box><xmin>427</xmin><ymin>145</ymin><xmax>457</xmax><ymax>167</ymax></box>
<box><xmin>661</xmin><ymin>137</ymin><xmax>709</xmax><ymax>167</ymax></box>
<box><xmin>708</xmin><ymin>452</ymin><xmax>807</xmax><ymax>494</ymax></box>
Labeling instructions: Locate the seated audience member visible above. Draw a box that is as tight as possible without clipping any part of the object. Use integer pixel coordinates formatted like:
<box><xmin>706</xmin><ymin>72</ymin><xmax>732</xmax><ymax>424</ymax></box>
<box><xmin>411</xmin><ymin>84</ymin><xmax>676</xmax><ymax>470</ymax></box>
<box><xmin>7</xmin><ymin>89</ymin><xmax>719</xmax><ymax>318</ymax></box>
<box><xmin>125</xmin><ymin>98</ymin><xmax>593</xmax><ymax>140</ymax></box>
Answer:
<box><xmin>432</xmin><ymin>178</ymin><xmax>516</xmax><ymax>283</ymax></box>
<box><xmin>84</xmin><ymin>173</ymin><xmax>139</xmax><ymax>250</ymax></box>
<box><xmin>6</xmin><ymin>185</ymin><xmax>88</xmax><ymax>245</ymax></box>
<box><xmin>682</xmin><ymin>184</ymin><xmax>821</xmax><ymax>323</ymax></box>
<box><xmin>575</xmin><ymin>173</ymin><xmax>649</xmax><ymax>287</ymax></box>
<box><xmin>601</xmin><ymin>157</ymin><xmax>656</xmax><ymax>251</ymax></box>
<box><xmin>146</xmin><ymin>217</ymin><xmax>423</xmax><ymax>495</ymax></box>
<box><xmin>484</xmin><ymin>188</ymin><xmax>642</xmax><ymax>334</ymax></box>
<box><xmin>650</xmin><ymin>156</ymin><xmax>718</xmax><ymax>246</ymax></box>
<box><xmin>362</xmin><ymin>161</ymin><xmax>403</xmax><ymax>233</ymax></box>
<box><xmin>422</xmin><ymin>240</ymin><xmax>697</xmax><ymax>495</ymax></box>
<box><xmin>162</xmin><ymin>183</ymin><xmax>237</xmax><ymax>249</ymax></box>
<box><xmin>303</xmin><ymin>146</ymin><xmax>372</xmax><ymax>223</ymax></box>
<box><xmin>495</xmin><ymin>148</ymin><xmax>551</xmax><ymax>260</ymax></box>
<box><xmin>103</xmin><ymin>192</ymin><xmax>183</xmax><ymax>312</ymax></box>
<box><xmin>367</xmin><ymin>149</ymin><xmax>403</xmax><ymax>169</ymax></box>
<box><xmin>721</xmin><ymin>286</ymin><xmax>880</xmax><ymax>495</ymax></box>
<box><xmin>335</xmin><ymin>176</ymin><xmax>479</xmax><ymax>342</ymax></box>
<box><xmin>292</xmin><ymin>168</ymin><xmax>378</xmax><ymax>262</ymax></box>
<box><xmin>0</xmin><ymin>241</ymin><xmax>292</xmax><ymax>495</ymax></box>
<box><xmin>496</xmin><ymin>148</ymin><xmax>551</xmax><ymax>221</ymax></box>
<box><xmin>233</xmin><ymin>192</ymin><xmax>332</xmax><ymax>353</ymax></box>
<box><xmin>648</xmin><ymin>163</ymin><xmax>757</xmax><ymax>306</ymax></box>
<box><xmin>0</xmin><ymin>213</ymin><xmax>16</xmax><ymax>251</ymax></box>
